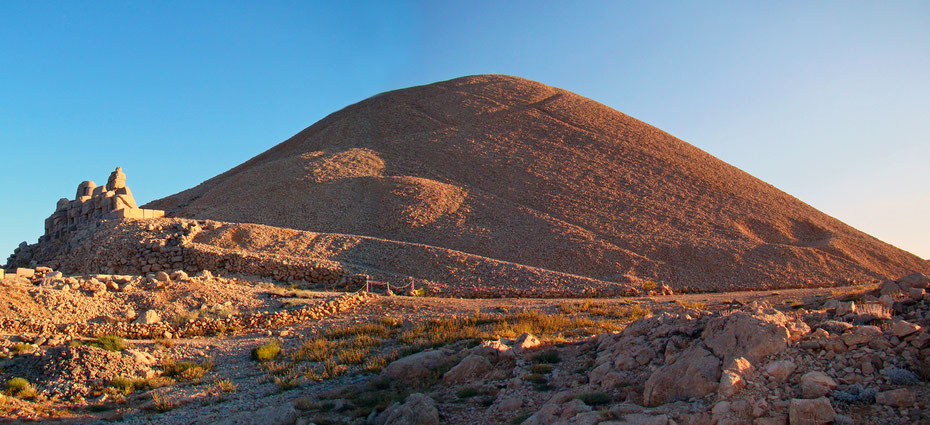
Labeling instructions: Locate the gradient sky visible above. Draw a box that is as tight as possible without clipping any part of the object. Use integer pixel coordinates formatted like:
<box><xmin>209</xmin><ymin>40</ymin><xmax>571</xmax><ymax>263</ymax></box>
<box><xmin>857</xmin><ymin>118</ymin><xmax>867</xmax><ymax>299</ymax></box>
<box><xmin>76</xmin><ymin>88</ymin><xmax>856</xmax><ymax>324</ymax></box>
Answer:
<box><xmin>2</xmin><ymin>1</ymin><xmax>928</xmax><ymax>260</ymax></box>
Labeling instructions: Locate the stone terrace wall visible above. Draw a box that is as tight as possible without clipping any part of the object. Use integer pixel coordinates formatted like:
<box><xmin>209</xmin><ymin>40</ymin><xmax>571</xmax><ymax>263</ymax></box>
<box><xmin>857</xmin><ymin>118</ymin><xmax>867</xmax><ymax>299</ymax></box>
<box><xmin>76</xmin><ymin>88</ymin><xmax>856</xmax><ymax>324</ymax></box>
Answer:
<box><xmin>7</xmin><ymin>218</ymin><xmax>368</xmax><ymax>290</ymax></box>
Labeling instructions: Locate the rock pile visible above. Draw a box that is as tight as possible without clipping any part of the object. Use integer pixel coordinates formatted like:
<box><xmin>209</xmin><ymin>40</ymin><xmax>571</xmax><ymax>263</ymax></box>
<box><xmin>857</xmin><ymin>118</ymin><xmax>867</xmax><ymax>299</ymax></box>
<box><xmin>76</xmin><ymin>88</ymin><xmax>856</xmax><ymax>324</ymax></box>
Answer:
<box><xmin>358</xmin><ymin>273</ymin><xmax>930</xmax><ymax>425</ymax></box>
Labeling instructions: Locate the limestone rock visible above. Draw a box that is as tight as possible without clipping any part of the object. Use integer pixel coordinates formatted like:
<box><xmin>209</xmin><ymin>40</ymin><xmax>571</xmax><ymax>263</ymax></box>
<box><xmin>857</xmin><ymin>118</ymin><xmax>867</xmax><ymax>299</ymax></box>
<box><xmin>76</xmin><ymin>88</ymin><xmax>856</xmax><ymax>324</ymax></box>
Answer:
<box><xmin>891</xmin><ymin>320</ymin><xmax>920</xmax><ymax>338</ymax></box>
<box><xmin>702</xmin><ymin>310</ymin><xmax>790</xmax><ymax>363</ymax></box>
<box><xmin>442</xmin><ymin>354</ymin><xmax>492</xmax><ymax>384</ymax></box>
<box><xmin>788</xmin><ymin>397</ymin><xmax>835</xmax><ymax>425</ymax></box>
<box><xmin>799</xmin><ymin>371</ymin><xmax>836</xmax><ymax>398</ymax></box>
<box><xmin>373</xmin><ymin>393</ymin><xmax>439</xmax><ymax>425</ymax></box>
<box><xmin>154</xmin><ymin>271</ymin><xmax>170</xmax><ymax>282</ymax></box>
<box><xmin>76</xmin><ymin>181</ymin><xmax>97</xmax><ymax>198</ymax></box>
<box><xmin>897</xmin><ymin>272</ymin><xmax>930</xmax><ymax>289</ymax></box>
<box><xmin>875</xmin><ymin>388</ymin><xmax>915</xmax><ymax>407</ymax></box>
<box><xmin>764</xmin><ymin>360</ymin><xmax>796</xmax><ymax>382</ymax></box>
<box><xmin>513</xmin><ymin>332</ymin><xmax>541</xmax><ymax>352</ymax></box>
<box><xmin>382</xmin><ymin>349</ymin><xmax>450</xmax><ymax>380</ymax></box>
<box><xmin>134</xmin><ymin>310</ymin><xmax>161</xmax><ymax>325</ymax></box>
<box><xmin>106</xmin><ymin>167</ymin><xmax>127</xmax><ymax>191</ymax></box>
<box><xmin>643</xmin><ymin>344</ymin><xmax>721</xmax><ymax>406</ymax></box>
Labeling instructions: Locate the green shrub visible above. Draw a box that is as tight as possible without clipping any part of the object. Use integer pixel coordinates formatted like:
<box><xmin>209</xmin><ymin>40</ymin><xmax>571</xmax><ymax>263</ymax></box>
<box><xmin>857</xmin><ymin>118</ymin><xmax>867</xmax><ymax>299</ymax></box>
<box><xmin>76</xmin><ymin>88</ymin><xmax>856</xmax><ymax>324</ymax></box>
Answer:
<box><xmin>456</xmin><ymin>387</ymin><xmax>480</xmax><ymax>398</ymax></box>
<box><xmin>5</xmin><ymin>377</ymin><xmax>36</xmax><ymax>399</ymax></box>
<box><xmin>531</xmin><ymin>350</ymin><xmax>561</xmax><ymax>364</ymax></box>
<box><xmin>108</xmin><ymin>376</ymin><xmax>148</xmax><ymax>395</ymax></box>
<box><xmin>163</xmin><ymin>357</ymin><xmax>214</xmax><ymax>381</ymax></box>
<box><xmin>530</xmin><ymin>364</ymin><xmax>553</xmax><ymax>374</ymax></box>
<box><xmin>525</xmin><ymin>374</ymin><xmax>547</xmax><ymax>385</ymax></box>
<box><xmin>576</xmin><ymin>391</ymin><xmax>610</xmax><ymax>405</ymax></box>
<box><xmin>251</xmin><ymin>340</ymin><xmax>281</xmax><ymax>362</ymax></box>
<box><xmin>86</xmin><ymin>335</ymin><xmax>128</xmax><ymax>351</ymax></box>
<box><xmin>11</xmin><ymin>342</ymin><xmax>32</xmax><ymax>354</ymax></box>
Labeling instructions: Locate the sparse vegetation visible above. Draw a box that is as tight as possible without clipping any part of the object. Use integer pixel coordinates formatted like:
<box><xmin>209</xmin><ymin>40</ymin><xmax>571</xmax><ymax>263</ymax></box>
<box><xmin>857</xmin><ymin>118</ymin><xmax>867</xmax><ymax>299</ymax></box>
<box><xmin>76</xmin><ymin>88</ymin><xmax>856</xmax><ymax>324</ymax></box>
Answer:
<box><xmin>576</xmin><ymin>391</ymin><xmax>611</xmax><ymax>405</ymax></box>
<box><xmin>456</xmin><ymin>387</ymin><xmax>480</xmax><ymax>398</ymax></box>
<box><xmin>151</xmin><ymin>391</ymin><xmax>174</xmax><ymax>412</ymax></box>
<box><xmin>162</xmin><ymin>357</ymin><xmax>214</xmax><ymax>381</ymax></box>
<box><xmin>212</xmin><ymin>378</ymin><xmax>237</xmax><ymax>393</ymax></box>
<box><xmin>4</xmin><ymin>378</ymin><xmax>36</xmax><ymax>400</ymax></box>
<box><xmin>251</xmin><ymin>340</ymin><xmax>282</xmax><ymax>362</ymax></box>
<box><xmin>11</xmin><ymin>342</ymin><xmax>32</xmax><ymax>355</ymax></box>
<box><xmin>107</xmin><ymin>376</ymin><xmax>149</xmax><ymax>395</ymax></box>
<box><xmin>532</xmin><ymin>350</ymin><xmax>561</xmax><ymax>364</ymax></box>
<box><xmin>677</xmin><ymin>300</ymin><xmax>707</xmax><ymax>310</ymax></box>
<box><xmin>75</xmin><ymin>335</ymin><xmax>128</xmax><ymax>351</ymax></box>
<box><xmin>530</xmin><ymin>364</ymin><xmax>553</xmax><ymax>374</ymax></box>
<box><xmin>642</xmin><ymin>281</ymin><xmax>657</xmax><ymax>291</ymax></box>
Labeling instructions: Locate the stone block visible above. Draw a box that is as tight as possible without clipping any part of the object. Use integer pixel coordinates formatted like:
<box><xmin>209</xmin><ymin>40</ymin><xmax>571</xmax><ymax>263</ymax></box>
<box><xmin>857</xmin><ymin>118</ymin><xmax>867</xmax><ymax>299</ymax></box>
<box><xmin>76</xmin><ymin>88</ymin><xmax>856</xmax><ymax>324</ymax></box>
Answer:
<box><xmin>16</xmin><ymin>268</ymin><xmax>35</xmax><ymax>278</ymax></box>
<box><xmin>0</xmin><ymin>269</ymin><xmax>4</xmax><ymax>280</ymax></box>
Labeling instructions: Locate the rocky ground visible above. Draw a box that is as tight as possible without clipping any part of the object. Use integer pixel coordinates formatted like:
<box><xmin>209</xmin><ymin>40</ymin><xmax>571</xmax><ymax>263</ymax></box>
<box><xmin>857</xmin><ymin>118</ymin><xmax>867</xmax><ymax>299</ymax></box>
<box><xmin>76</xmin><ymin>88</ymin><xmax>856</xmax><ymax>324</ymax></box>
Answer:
<box><xmin>0</xmin><ymin>268</ymin><xmax>928</xmax><ymax>425</ymax></box>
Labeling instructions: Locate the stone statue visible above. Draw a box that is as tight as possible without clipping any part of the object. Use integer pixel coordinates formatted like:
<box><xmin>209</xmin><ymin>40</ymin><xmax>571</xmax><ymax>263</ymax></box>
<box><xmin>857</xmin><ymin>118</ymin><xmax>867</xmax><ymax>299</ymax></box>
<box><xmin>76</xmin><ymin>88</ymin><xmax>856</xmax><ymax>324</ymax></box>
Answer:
<box><xmin>107</xmin><ymin>167</ymin><xmax>127</xmax><ymax>191</ymax></box>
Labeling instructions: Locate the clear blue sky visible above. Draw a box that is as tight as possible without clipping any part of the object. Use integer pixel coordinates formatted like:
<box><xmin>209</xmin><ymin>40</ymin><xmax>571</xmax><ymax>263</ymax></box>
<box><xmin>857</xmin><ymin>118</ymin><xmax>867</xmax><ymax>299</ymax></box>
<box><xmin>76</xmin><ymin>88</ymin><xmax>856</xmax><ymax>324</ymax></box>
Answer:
<box><xmin>2</xmin><ymin>1</ymin><xmax>928</xmax><ymax>260</ymax></box>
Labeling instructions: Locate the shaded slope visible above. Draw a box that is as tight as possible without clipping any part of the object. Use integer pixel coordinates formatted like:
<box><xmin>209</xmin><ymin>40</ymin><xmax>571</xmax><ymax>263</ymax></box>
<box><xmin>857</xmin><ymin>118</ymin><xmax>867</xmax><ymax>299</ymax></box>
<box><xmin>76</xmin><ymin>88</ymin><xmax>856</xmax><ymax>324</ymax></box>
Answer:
<box><xmin>146</xmin><ymin>75</ymin><xmax>929</xmax><ymax>290</ymax></box>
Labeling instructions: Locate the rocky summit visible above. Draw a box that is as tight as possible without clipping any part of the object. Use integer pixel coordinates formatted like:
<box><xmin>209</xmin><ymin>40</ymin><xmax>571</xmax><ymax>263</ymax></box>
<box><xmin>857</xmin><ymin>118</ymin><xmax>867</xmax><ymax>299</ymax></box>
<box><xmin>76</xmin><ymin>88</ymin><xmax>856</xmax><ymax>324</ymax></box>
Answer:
<box><xmin>146</xmin><ymin>75</ymin><xmax>927</xmax><ymax>292</ymax></box>
<box><xmin>2</xmin><ymin>76</ymin><xmax>929</xmax><ymax>424</ymax></box>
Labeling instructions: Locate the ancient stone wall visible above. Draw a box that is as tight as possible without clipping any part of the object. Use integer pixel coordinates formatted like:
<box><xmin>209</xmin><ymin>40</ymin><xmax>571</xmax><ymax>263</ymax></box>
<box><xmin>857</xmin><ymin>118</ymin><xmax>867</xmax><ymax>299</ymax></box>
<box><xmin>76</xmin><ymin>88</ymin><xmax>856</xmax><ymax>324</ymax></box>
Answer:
<box><xmin>42</xmin><ymin>167</ymin><xmax>164</xmax><ymax>242</ymax></box>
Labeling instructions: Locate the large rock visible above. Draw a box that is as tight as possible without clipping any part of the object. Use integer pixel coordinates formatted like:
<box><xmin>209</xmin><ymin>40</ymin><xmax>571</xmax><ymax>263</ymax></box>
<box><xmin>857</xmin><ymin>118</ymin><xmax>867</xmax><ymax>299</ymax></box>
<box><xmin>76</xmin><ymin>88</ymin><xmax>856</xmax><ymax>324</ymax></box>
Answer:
<box><xmin>897</xmin><ymin>273</ymin><xmax>930</xmax><ymax>289</ymax></box>
<box><xmin>891</xmin><ymin>320</ymin><xmax>920</xmax><ymax>338</ymax></box>
<box><xmin>799</xmin><ymin>371</ymin><xmax>836</xmax><ymax>398</ymax></box>
<box><xmin>373</xmin><ymin>393</ymin><xmax>440</xmax><ymax>425</ymax></box>
<box><xmin>764</xmin><ymin>360</ymin><xmax>796</xmax><ymax>382</ymax></box>
<box><xmin>382</xmin><ymin>349</ymin><xmax>450</xmax><ymax>380</ymax></box>
<box><xmin>702</xmin><ymin>310</ymin><xmax>789</xmax><ymax>364</ymax></box>
<box><xmin>134</xmin><ymin>310</ymin><xmax>161</xmax><ymax>325</ymax></box>
<box><xmin>442</xmin><ymin>354</ymin><xmax>492</xmax><ymax>384</ymax></box>
<box><xmin>788</xmin><ymin>397</ymin><xmax>835</xmax><ymax>425</ymax></box>
<box><xmin>875</xmin><ymin>388</ymin><xmax>915</xmax><ymax>407</ymax></box>
<box><xmin>643</xmin><ymin>345</ymin><xmax>721</xmax><ymax>406</ymax></box>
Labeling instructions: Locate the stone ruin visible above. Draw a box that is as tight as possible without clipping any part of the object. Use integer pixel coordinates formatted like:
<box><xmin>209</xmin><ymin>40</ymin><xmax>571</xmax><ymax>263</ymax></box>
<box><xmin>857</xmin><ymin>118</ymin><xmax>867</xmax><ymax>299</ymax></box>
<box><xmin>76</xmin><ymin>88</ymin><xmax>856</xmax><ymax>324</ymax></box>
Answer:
<box><xmin>42</xmin><ymin>167</ymin><xmax>164</xmax><ymax>242</ymax></box>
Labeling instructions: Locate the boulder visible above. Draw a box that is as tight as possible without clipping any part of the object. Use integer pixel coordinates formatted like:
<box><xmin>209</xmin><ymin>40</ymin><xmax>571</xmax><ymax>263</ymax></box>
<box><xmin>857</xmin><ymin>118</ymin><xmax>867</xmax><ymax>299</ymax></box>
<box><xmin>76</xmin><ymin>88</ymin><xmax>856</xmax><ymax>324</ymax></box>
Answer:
<box><xmin>879</xmin><ymin>280</ymin><xmax>902</xmax><ymax>295</ymax></box>
<box><xmin>799</xmin><ymin>371</ymin><xmax>836</xmax><ymax>398</ymax></box>
<box><xmin>170</xmin><ymin>270</ymin><xmax>190</xmax><ymax>281</ymax></box>
<box><xmin>513</xmin><ymin>332</ymin><xmax>541</xmax><ymax>352</ymax></box>
<box><xmin>373</xmin><ymin>393</ymin><xmax>439</xmax><ymax>425</ymax></box>
<box><xmin>764</xmin><ymin>360</ymin><xmax>796</xmax><ymax>382</ymax></box>
<box><xmin>891</xmin><ymin>320</ymin><xmax>920</xmax><ymax>338</ymax></box>
<box><xmin>442</xmin><ymin>354</ymin><xmax>492</xmax><ymax>384</ymax></box>
<box><xmin>835</xmin><ymin>302</ymin><xmax>855</xmax><ymax>316</ymax></box>
<box><xmin>788</xmin><ymin>397</ymin><xmax>835</xmax><ymax>425</ymax></box>
<box><xmin>382</xmin><ymin>349</ymin><xmax>450</xmax><ymax>380</ymax></box>
<box><xmin>897</xmin><ymin>273</ymin><xmax>930</xmax><ymax>289</ymax></box>
<box><xmin>702</xmin><ymin>310</ymin><xmax>790</xmax><ymax>364</ymax></box>
<box><xmin>643</xmin><ymin>345</ymin><xmax>721</xmax><ymax>406</ymax></box>
<box><xmin>154</xmin><ymin>271</ymin><xmax>170</xmax><ymax>282</ymax></box>
<box><xmin>16</xmin><ymin>268</ymin><xmax>35</xmax><ymax>279</ymax></box>
<box><xmin>718</xmin><ymin>357</ymin><xmax>753</xmax><ymax>397</ymax></box>
<box><xmin>875</xmin><ymin>388</ymin><xmax>915</xmax><ymax>407</ymax></box>
<box><xmin>134</xmin><ymin>310</ymin><xmax>161</xmax><ymax>325</ymax></box>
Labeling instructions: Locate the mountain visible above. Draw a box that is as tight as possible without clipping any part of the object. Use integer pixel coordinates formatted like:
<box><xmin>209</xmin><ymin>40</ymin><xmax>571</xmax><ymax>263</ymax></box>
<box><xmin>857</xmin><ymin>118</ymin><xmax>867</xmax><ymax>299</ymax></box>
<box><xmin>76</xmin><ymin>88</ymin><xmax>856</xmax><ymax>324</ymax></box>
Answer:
<box><xmin>145</xmin><ymin>75</ymin><xmax>929</xmax><ymax>290</ymax></box>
